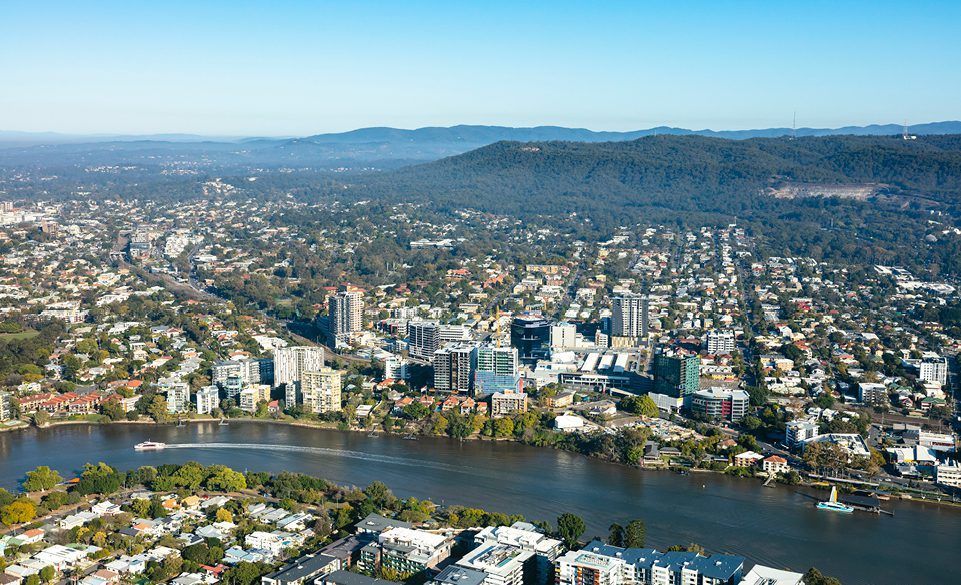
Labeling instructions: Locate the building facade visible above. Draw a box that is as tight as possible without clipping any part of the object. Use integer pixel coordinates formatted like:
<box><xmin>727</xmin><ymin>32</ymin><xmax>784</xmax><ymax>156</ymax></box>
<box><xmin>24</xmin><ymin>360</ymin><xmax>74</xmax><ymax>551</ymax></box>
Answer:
<box><xmin>212</xmin><ymin>357</ymin><xmax>274</xmax><ymax>387</ymax></box>
<box><xmin>274</xmin><ymin>346</ymin><xmax>325</xmax><ymax>398</ymax></box>
<box><xmin>161</xmin><ymin>380</ymin><xmax>190</xmax><ymax>414</ymax></box>
<box><xmin>652</xmin><ymin>351</ymin><xmax>700</xmax><ymax>399</ymax></box>
<box><xmin>611</xmin><ymin>293</ymin><xmax>648</xmax><ymax>340</ymax></box>
<box><xmin>705</xmin><ymin>330</ymin><xmax>736</xmax><ymax>355</ymax></box>
<box><xmin>935</xmin><ymin>461</ymin><xmax>961</xmax><ymax>488</ymax></box>
<box><xmin>328</xmin><ymin>287</ymin><xmax>363</xmax><ymax>346</ymax></box>
<box><xmin>550</xmin><ymin>323</ymin><xmax>577</xmax><ymax>351</ymax></box>
<box><xmin>0</xmin><ymin>391</ymin><xmax>13</xmax><ymax>421</ymax></box>
<box><xmin>240</xmin><ymin>384</ymin><xmax>271</xmax><ymax>413</ymax></box>
<box><xmin>491</xmin><ymin>392</ymin><xmax>528</xmax><ymax>418</ymax></box>
<box><xmin>785</xmin><ymin>420</ymin><xmax>819</xmax><ymax>449</ymax></box>
<box><xmin>223</xmin><ymin>375</ymin><xmax>244</xmax><ymax>401</ymax></box>
<box><xmin>168</xmin><ymin>384</ymin><xmax>190</xmax><ymax>414</ymax></box>
<box><xmin>690</xmin><ymin>387</ymin><xmax>749</xmax><ymax>423</ymax></box>
<box><xmin>858</xmin><ymin>382</ymin><xmax>888</xmax><ymax>406</ymax></box>
<box><xmin>456</xmin><ymin>544</ymin><xmax>531</xmax><ymax>585</ymax></box>
<box><xmin>195</xmin><ymin>385</ymin><xmax>219</xmax><ymax>415</ymax></box>
<box><xmin>510</xmin><ymin>315</ymin><xmax>551</xmax><ymax>365</ymax></box>
<box><xmin>919</xmin><ymin>354</ymin><xmax>948</xmax><ymax>386</ymax></box>
<box><xmin>474</xmin><ymin>345</ymin><xmax>520</xmax><ymax>394</ymax></box>
<box><xmin>301</xmin><ymin>367</ymin><xmax>342</xmax><ymax>414</ymax></box>
<box><xmin>408</xmin><ymin>321</ymin><xmax>440</xmax><ymax>361</ymax></box>
<box><xmin>433</xmin><ymin>344</ymin><xmax>477</xmax><ymax>394</ymax></box>
<box><xmin>359</xmin><ymin>527</ymin><xmax>452</xmax><ymax>576</ymax></box>
<box><xmin>384</xmin><ymin>354</ymin><xmax>410</xmax><ymax>381</ymax></box>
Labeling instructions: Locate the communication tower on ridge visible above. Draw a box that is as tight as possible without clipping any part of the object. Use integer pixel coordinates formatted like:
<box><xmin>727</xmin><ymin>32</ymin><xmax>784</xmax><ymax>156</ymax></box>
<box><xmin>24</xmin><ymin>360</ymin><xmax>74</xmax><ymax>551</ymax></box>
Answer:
<box><xmin>902</xmin><ymin>120</ymin><xmax>917</xmax><ymax>140</ymax></box>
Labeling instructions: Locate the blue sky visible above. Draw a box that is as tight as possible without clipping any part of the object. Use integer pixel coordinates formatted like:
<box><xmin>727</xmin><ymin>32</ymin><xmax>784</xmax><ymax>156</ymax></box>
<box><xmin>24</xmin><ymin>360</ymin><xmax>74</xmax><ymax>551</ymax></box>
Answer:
<box><xmin>1</xmin><ymin>1</ymin><xmax>959</xmax><ymax>135</ymax></box>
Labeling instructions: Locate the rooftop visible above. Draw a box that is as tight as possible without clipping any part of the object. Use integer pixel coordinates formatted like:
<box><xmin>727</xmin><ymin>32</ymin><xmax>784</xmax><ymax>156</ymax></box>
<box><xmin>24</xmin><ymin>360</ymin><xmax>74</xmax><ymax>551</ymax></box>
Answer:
<box><xmin>433</xmin><ymin>565</ymin><xmax>488</xmax><ymax>585</ymax></box>
<box><xmin>262</xmin><ymin>553</ymin><xmax>339</xmax><ymax>584</ymax></box>
<box><xmin>321</xmin><ymin>570</ymin><xmax>402</xmax><ymax>585</ymax></box>
<box><xmin>355</xmin><ymin>513</ymin><xmax>413</xmax><ymax>534</ymax></box>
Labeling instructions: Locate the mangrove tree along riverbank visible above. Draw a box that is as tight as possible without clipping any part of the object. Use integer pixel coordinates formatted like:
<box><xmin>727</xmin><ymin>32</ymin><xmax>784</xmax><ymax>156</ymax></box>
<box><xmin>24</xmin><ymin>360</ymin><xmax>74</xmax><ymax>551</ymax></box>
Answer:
<box><xmin>0</xmin><ymin>422</ymin><xmax>958</xmax><ymax>585</ymax></box>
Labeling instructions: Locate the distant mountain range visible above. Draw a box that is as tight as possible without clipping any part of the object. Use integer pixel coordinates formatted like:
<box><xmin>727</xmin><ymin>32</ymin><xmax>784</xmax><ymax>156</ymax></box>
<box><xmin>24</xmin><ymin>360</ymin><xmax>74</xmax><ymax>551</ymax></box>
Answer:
<box><xmin>2</xmin><ymin>121</ymin><xmax>961</xmax><ymax>168</ymax></box>
<box><xmin>294</xmin><ymin>121</ymin><xmax>961</xmax><ymax>143</ymax></box>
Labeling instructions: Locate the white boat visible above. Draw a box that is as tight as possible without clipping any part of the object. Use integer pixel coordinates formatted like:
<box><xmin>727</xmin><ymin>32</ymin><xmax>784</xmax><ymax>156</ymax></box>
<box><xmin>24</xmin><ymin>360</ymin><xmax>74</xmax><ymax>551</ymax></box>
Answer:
<box><xmin>134</xmin><ymin>441</ymin><xmax>166</xmax><ymax>451</ymax></box>
<box><xmin>817</xmin><ymin>486</ymin><xmax>854</xmax><ymax>513</ymax></box>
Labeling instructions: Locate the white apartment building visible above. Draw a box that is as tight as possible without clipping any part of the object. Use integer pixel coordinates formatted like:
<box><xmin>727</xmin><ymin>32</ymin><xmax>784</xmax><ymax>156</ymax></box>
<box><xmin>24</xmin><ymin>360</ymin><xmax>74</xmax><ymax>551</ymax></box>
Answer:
<box><xmin>785</xmin><ymin>420</ymin><xmax>819</xmax><ymax>448</ymax></box>
<box><xmin>457</xmin><ymin>544</ymin><xmax>532</xmax><ymax>585</ymax></box>
<box><xmin>212</xmin><ymin>357</ymin><xmax>274</xmax><ymax>386</ymax></box>
<box><xmin>556</xmin><ymin>541</ymin><xmax>743</xmax><ymax>585</ymax></box>
<box><xmin>440</xmin><ymin>324</ymin><xmax>474</xmax><ymax>345</ymax></box>
<box><xmin>555</xmin><ymin>549</ymin><xmax>623</xmax><ymax>585</ymax></box>
<box><xmin>859</xmin><ymin>382</ymin><xmax>890</xmax><ymax>406</ymax></box>
<box><xmin>40</xmin><ymin>301</ymin><xmax>89</xmax><ymax>324</ymax></box>
<box><xmin>705</xmin><ymin>329</ymin><xmax>736</xmax><ymax>355</ymax></box>
<box><xmin>301</xmin><ymin>368</ymin><xmax>342</xmax><ymax>414</ymax></box>
<box><xmin>935</xmin><ymin>461</ymin><xmax>961</xmax><ymax>488</ymax></box>
<box><xmin>274</xmin><ymin>346</ymin><xmax>324</xmax><ymax>387</ymax></box>
<box><xmin>384</xmin><ymin>354</ymin><xmax>410</xmax><ymax>380</ymax></box>
<box><xmin>474</xmin><ymin>523</ymin><xmax>563</xmax><ymax>582</ymax></box>
<box><xmin>550</xmin><ymin>323</ymin><xmax>578</xmax><ymax>350</ymax></box>
<box><xmin>363</xmin><ymin>527</ymin><xmax>452</xmax><ymax>574</ymax></box>
<box><xmin>162</xmin><ymin>381</ymin><xmax>190</xmax><ymax>414</ymax></box>
<box><xmin>212</xmin><ymin>360</ymin><xmax>244</xmax><ymax>385</ymax></box>
<box><xmin>195</xmin><ymin>385</ymin><xmax>219</xmax><ymax>415</ymax></box>
<box><xmin>919</xmin><ymin>354</ymin><xmax>948</xmax><ymax>387</ymax></box>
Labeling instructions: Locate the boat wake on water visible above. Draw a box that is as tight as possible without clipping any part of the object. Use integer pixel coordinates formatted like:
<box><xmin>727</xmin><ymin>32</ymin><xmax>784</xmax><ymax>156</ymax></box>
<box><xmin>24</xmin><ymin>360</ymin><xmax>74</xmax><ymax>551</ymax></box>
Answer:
<box><xmin>161</xmin><ymin>442</ymin><xmax>472</xmax><ymax>474</ymax></box>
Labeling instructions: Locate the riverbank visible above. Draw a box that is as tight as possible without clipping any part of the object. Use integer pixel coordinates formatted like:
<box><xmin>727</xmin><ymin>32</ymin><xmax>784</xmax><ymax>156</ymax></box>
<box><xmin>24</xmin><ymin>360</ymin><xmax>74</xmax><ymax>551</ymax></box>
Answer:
<box><xmin>4</xmin><ymin>415</ymin><xmax>957</xmax><ymax>508</ymax></box>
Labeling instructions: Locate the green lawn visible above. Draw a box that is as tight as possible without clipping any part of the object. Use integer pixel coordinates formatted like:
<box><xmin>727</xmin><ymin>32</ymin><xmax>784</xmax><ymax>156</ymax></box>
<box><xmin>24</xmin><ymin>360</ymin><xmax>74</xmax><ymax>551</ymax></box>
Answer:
<box><xmin>0</xmin><ymin>329</ymin><xmax>39</xmax><ymax>341</ymax></box>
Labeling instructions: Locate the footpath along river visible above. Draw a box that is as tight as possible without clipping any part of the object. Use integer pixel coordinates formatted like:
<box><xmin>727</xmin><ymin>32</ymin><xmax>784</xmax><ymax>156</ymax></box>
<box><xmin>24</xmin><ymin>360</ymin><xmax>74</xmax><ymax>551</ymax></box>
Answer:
<box><xmin>0</xmin><ymin>421</ymin><xmax>957</xmax><ymax>585</ymax></box>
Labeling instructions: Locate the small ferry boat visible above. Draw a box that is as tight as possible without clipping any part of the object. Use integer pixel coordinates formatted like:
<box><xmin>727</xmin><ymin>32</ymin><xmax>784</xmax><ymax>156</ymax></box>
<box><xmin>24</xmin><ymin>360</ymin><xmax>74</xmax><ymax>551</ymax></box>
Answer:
<box><xmin>817</xmin><ymin>486</ymin><xmax>854</xmax><ymax>514</ymax></box>
<box><xmin>134</xmin><ymin>441</ymin><xmax>167</xmax><ymax>451</ymax></box>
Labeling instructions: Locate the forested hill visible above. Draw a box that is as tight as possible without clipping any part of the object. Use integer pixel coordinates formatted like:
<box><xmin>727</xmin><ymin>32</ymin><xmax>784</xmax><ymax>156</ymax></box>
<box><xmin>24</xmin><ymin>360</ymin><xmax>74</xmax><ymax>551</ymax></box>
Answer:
<box><xmin>360</xmin><ymin>134</ymin><xmax>961</xmax><ymax>217</ymax></box>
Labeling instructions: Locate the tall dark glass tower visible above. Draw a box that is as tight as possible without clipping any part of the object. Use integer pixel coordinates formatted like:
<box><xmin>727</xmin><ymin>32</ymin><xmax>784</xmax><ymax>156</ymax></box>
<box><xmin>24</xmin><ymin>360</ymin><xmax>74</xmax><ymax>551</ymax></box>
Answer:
<box><xmin>510</xmin><ymin>314</ymin><xmax>551</xmax><ymax>364</ymax></box>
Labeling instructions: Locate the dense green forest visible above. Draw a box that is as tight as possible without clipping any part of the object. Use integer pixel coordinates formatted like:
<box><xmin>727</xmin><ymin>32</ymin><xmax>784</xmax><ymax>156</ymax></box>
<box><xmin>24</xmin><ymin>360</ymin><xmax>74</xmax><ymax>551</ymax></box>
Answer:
<box><xmin>356</xmin><ymin>134</ymin><xmax>961</xmax><ymax>212</ymax></box>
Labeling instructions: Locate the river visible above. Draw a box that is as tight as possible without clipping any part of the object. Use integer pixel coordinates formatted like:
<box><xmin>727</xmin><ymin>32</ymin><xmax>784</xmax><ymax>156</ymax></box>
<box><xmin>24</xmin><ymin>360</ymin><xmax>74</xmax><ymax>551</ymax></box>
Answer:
<box><xmin>0</xmin><ymin>422</ymin><xmax>956</xmax><ymax>585</ymax></box>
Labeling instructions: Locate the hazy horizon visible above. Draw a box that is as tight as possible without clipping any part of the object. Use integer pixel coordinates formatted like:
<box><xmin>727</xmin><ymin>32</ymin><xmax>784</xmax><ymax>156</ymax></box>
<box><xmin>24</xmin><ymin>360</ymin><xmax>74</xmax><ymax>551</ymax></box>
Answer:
<box><xmin>2</xmin><ymin>119</ymin><xmax>960</xmax><ymax>142</ymax></box>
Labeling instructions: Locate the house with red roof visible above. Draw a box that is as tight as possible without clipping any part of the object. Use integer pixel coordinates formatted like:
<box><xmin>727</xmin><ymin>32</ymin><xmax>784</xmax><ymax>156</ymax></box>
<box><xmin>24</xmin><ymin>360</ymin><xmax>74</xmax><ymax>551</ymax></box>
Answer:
<box><xmin>762</xmin><ymin>455</ymin><xmax>789</xmax><ymax>475</ymax></box>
